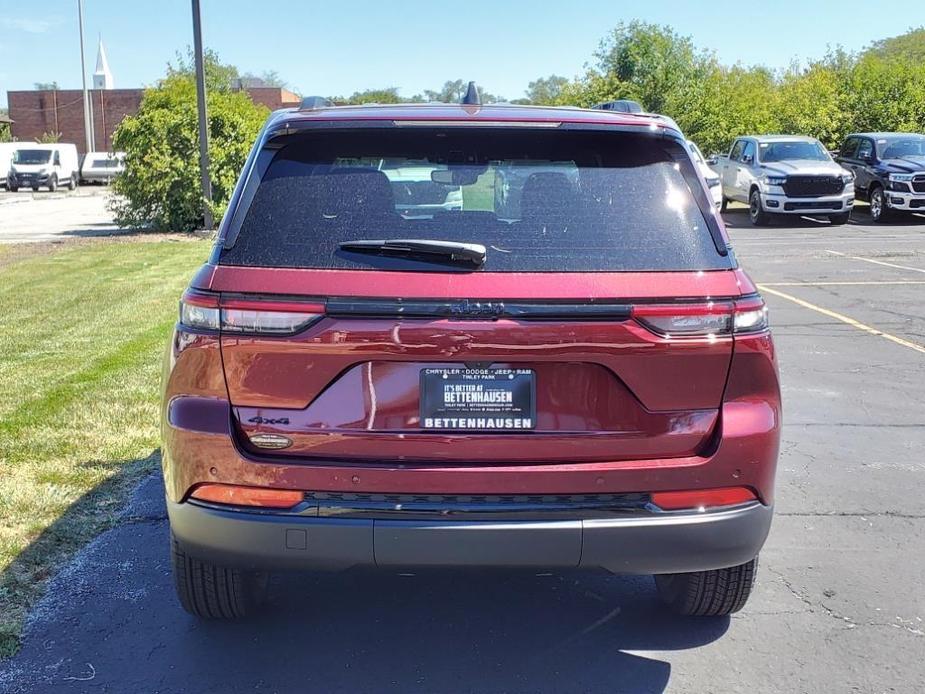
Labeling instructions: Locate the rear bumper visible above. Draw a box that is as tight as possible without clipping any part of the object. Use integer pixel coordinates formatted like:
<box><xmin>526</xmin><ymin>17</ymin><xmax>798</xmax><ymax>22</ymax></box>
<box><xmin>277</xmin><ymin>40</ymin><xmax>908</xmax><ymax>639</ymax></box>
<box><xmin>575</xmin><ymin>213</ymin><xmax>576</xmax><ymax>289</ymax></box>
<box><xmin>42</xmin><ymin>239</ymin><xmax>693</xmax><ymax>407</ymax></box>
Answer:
<box><xmin>168</xmin><ymin>498</ymin><xmax>773</xmax><ymax>575</ymax></box>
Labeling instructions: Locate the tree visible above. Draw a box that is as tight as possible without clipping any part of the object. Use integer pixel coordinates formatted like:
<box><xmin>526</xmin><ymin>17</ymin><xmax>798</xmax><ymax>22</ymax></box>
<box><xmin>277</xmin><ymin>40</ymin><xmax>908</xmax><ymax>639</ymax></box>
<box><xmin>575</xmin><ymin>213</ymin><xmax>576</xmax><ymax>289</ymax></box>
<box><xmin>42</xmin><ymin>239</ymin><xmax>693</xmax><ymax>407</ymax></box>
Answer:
<box><xmin>238</xmin><ymin>70</ymin><xmax>288</xmax><ymax>88</ymax></box>
<box><xmin>421</xmin><ymin>80</ymin><xmax>505</xmax><ymax>104</ymax></box>
<box><xmin>865</xmin><ymin>27</ymin><xmax>925</xmax><ymax>62</ymax></box>
<box><xmin>523</xmin><ymin>75</ymin><xmax>569</xmax><ymax>104</ymax></box>
<box><xmin>845</xmin><ymin>53</ymin><xmax>925</xmax><ymax>134</ymax></box>
<box><xmin>340</xmin><ymin>87</ymin><xmax>404</xmax><ymax>104</ymax></box>
<box><xmin>33</xmin><ymin>81</ymin><xmax>59</xmax><ymax>91</ymax></box>
<box><xmin>778</xmin><ymin>61</ymin><xmax>851</xmax><ymax>149</ymax></box>
<box><xmin>110</xmin><ymin>50</ymin><xmax>269</xmax><ymax>232</ymax></box>
<box><xmin>0</xmin><ymin>109</ymin><xmax>11</xmax><ymax>142</ymax></box>
<box><xmin>592</xmin><ymin>21</ymin><xmax>716</xmax><ymax>113</ymax></box>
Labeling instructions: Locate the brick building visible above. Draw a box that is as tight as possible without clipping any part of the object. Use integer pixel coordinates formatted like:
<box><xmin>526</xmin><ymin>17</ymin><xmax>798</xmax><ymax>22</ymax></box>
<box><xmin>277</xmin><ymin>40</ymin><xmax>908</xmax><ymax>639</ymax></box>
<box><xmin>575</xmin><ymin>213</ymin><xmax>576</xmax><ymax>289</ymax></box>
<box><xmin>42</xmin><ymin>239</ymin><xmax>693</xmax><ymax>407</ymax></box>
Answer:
<box><xmin>7</xmin><ymin>86</ymin><xmax>301</xmax><ymax>155</ymax></box>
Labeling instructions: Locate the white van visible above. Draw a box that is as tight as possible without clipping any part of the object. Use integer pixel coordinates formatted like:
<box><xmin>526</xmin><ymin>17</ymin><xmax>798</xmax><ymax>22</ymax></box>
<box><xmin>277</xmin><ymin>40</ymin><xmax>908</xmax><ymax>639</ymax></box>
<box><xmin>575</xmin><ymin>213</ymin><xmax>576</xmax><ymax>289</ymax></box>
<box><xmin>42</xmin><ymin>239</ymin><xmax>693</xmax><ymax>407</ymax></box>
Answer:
<box><xmin>7</xmin><ymin>143</ymin><xmax>80</xmax><ymax>192</ymax></box>
<box><xmin>80</xmin><ymin>151</ymin><xmax>126</xmax><ymax>184</ymax></box>
<box><xmin>1</xmin><ymin>141</ymin><xmax>37</xmax><ymax>189</ymax></box>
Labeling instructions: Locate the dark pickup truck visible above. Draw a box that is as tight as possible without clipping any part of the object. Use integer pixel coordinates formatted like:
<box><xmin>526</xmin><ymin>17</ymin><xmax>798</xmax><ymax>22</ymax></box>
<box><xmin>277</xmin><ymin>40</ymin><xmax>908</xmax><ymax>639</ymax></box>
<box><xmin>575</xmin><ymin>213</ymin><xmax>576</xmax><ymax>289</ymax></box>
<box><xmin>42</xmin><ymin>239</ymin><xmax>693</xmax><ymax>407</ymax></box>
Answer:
<box><xmin>836</xmin><ymin>132</ymin><xmax>925</xmax><ymax>222</ymax></box>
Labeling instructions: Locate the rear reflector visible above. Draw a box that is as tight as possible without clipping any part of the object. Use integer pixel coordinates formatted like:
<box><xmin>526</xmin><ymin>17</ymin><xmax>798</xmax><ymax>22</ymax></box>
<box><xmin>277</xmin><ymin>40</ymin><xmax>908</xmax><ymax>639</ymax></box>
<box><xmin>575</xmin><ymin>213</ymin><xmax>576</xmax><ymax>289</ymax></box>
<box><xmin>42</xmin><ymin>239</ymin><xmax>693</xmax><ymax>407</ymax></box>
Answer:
<box><xmin>189</xmin><ymin>484</ymin><xmax>303</xmax><ymax>509</ymax></box>
<box><xmin>651</xmin><ymin>487</ymin><xmax>758</xmax><ymax>511</ymax></box>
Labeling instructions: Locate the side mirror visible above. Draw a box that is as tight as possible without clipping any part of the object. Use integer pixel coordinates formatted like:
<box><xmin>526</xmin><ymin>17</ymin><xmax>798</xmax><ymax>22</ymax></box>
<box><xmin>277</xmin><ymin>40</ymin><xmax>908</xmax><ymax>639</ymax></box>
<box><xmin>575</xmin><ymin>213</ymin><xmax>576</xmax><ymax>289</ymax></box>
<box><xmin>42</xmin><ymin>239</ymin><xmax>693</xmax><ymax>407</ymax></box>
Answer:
<box><xmin>706</xmin><ymin>156</ymin><xmax>718</xmax><ymax>166</ymax></box>
<box><xmin>742</xmin><ymin>154</ymin><xmax>754</xmax><ymax>164</ymax></box>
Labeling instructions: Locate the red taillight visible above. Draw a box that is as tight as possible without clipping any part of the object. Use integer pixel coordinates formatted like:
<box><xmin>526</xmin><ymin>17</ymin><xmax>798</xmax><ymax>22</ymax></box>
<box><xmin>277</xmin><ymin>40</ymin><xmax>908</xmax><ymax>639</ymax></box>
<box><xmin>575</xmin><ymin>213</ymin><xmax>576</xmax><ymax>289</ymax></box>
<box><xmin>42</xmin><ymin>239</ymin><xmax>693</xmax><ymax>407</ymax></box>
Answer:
<box><xmin>178</xmin><ymin>291</ymin><xmax>324</xmax><ymax>335</ymax></box>
<box><xmin>632</xmin><ymin>297</ymin><xmax>768</xmax><ymax>338</ymax></box>
<box><xmin>732</xmin><ymin>296</ymin><xmax>769</xmax><ymax>334</ymax></box>
<box><xmin>179</xmin><ymin>290</ymin><xmax>220</xmax><ymax>331</ymax></box>
<box><xmin>651</xmin><ymin>486</ymin><xmax>758</xmax><ymax>511</ymax></box>
<box><xmin>189</xmin><ymin>483</ymin><xmax>303</xmax><ymax>509</ymax></box>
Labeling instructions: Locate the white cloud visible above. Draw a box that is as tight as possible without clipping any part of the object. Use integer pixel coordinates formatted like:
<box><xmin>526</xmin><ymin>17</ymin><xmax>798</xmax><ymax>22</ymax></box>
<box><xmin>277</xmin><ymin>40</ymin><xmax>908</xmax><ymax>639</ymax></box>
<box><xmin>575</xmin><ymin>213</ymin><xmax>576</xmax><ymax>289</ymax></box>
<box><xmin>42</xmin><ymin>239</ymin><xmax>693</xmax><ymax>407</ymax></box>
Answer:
<box><xmin>0</xmin><ymin>17</ymin><xmax>63</xmax><ymax>34</ymax></box>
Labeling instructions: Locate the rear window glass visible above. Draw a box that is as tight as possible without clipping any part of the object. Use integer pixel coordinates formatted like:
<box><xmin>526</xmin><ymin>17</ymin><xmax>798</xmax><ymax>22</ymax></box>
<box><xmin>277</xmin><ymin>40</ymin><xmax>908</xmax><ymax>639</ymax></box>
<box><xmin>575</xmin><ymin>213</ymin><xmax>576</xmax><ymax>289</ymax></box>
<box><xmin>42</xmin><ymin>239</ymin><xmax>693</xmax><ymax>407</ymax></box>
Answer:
<box><xmin>221</xmin><ymin>128</ymin><xmax>729</xmax><ymax>272</ymax></box>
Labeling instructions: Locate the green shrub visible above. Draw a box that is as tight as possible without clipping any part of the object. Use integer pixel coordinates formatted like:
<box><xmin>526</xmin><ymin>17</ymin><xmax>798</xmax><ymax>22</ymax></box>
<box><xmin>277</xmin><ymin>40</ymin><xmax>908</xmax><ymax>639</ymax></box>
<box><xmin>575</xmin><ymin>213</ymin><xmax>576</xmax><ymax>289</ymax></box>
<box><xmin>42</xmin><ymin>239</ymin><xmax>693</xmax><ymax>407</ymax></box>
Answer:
<box><xmin>110</xmin><ymin>52</ymin><xmax>268</xmax><ymax>232</ymax></box>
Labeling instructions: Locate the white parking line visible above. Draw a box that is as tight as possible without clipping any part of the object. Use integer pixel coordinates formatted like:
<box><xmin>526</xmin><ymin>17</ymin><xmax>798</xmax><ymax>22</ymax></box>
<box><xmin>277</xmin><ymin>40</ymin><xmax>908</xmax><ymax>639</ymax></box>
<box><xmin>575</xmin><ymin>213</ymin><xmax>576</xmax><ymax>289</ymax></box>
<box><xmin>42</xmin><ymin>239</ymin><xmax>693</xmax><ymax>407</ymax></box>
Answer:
<box><xmin>826</xmin><ymin>250</ymin><xmax>925</xmax><ymax>273</ymax></box>
<box><xmin>757</xmin><ymin>285</ymin><xmax>925</xmax><ymax>355</ymax></box>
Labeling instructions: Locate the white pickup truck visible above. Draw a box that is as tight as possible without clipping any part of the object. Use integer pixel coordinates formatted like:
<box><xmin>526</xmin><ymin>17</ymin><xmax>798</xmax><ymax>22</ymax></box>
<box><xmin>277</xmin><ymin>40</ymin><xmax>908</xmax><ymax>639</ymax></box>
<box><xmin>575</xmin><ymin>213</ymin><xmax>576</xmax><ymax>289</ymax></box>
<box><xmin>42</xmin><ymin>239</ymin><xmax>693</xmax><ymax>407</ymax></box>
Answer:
<box><xmin>714</xmin><ymin>135</ymin><xmax>855</xmax><ymax>225</ymax></box>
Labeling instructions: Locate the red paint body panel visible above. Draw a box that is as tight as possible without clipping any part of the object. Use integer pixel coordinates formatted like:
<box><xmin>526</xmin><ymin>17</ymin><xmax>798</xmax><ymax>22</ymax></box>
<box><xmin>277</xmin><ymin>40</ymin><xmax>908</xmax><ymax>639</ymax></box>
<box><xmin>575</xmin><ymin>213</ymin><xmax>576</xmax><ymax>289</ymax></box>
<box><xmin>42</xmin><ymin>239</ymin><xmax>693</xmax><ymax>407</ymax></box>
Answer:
<box><xmin>232</xmin><ymin>361</ymin><xmax>719</xmax><ymax>462</ymax></box>
<box><xmin>161</xmin><ymin>311</ymin><xmax>781</xmax><ymax>505</ymax></box>
<box><xmin>160</xmin><ymin>106</ymin><xmax>780</xmax><ymax>522</ymax></box>
<box><xmin>219</xmin><ymin>317</ymin><xmax>733</xmax><ymax>412</ymax></box>
<box><xmin>198</xmin><ymin>266</ymin><xmax>747</xmax><ymax>300</ymax></box>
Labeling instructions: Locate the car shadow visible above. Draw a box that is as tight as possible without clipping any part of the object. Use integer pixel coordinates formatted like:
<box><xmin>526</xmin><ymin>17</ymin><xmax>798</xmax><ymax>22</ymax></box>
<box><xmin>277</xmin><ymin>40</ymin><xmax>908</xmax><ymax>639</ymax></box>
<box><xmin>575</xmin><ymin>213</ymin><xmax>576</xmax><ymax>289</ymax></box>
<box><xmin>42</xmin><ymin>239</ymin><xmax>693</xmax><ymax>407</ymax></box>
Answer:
<box><xmin>2</xmin><ymin>466</ymin><xmax>730</xmax><ymax>694</ymax></box>
<box><xmin>722</xmin><ymin>205</ymin><xmax>925</xmax><ymax>229</ymax></box>
<box><xmin>61</xmin><ymin>224</ymin><xmax>132</xmax><ymax>238</ymax></box>
<box><xmin>722</xmin><ymin>208</ymin><xmax>846</xmax><ymax>228</ymax></box>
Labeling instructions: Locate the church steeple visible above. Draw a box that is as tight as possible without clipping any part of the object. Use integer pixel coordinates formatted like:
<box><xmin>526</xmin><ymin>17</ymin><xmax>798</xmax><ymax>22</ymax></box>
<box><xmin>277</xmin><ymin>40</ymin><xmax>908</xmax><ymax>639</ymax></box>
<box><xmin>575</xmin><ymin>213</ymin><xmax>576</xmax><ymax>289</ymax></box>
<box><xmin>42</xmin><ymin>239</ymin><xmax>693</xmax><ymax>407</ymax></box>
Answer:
<box><xmin>93</xmin><ymin>37</ymin><xmax>113</xmax><ymax>90</ymax></box>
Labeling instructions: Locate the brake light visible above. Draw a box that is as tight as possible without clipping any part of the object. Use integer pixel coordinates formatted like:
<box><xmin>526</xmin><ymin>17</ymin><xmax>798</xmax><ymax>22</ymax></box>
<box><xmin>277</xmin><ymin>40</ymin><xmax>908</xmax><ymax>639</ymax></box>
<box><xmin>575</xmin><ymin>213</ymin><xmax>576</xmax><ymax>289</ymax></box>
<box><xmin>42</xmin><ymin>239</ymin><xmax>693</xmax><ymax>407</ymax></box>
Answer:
<box><xmin>651</xmin><ymin>486</ymin><xmax>757</xmax><ymax>511</ymax></box>
<box><xmin>179</xmin><ymin>291</ymin><xmax>220</xmax><ymax>330</ymax></box>
<box><xmin>178</xmin><ymin>291</ymin><xmax>324</xmax><ymax>334</ymax></box>
<box><xmin>189</xmin><ymin>483</ymin><xmax>303</xmax><ymax>509</ymax></box>
<box><xmin>733</xmin><ymin>296</ymin><xmax>769</xmax><ymax>334</ymax></box>
<box><xmin>632</xmin><ymin>297</ymin><xmax>768</xmax><ymax>337</ymax></box>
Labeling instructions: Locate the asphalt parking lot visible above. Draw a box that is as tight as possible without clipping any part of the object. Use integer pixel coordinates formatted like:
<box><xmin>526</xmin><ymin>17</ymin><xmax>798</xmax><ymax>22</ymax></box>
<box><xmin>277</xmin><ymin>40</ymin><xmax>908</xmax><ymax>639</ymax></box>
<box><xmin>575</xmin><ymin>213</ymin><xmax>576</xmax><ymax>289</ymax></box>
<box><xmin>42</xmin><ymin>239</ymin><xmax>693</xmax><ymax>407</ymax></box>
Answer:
<box><xmin>1</xmin><ymin>205</ymin><xmax>924</xmax><ymax>693</ymax></box>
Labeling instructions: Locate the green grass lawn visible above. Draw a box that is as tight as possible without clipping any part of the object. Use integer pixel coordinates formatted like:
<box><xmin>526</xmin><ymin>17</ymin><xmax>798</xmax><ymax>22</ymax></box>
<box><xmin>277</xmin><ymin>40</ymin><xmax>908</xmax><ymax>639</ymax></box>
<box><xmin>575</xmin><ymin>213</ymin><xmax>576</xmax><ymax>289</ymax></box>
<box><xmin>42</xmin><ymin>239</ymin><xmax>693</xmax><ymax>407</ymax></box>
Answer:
<box><xmin>462</xmin><ymin>169</ymin><xmax>497</xmax><ymax>211</ymax></box>
<box><xmin>0</xmin><ymin>238</ymin><xmax>210</xmax><ymax>657</ymax></box>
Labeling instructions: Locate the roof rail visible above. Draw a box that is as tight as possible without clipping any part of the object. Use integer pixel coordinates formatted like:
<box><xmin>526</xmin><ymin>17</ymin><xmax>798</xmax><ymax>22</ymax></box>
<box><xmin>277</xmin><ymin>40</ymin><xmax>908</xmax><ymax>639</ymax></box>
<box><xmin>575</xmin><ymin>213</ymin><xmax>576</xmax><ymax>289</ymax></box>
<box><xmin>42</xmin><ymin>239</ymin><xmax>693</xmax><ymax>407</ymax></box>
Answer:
<box><xmin>461</xmin><ymin>81</ymin><xmax>481</xmax><ymax>106</ymax></box>
<box><xmin>299</xmin><ymin>96</ymin><xmax>333</xmax><ymax>110</ymax></box>
<box><xmin>592</xmin><ymin>100</ymin><xmax>644</xmax><ymax>114</ymax></box>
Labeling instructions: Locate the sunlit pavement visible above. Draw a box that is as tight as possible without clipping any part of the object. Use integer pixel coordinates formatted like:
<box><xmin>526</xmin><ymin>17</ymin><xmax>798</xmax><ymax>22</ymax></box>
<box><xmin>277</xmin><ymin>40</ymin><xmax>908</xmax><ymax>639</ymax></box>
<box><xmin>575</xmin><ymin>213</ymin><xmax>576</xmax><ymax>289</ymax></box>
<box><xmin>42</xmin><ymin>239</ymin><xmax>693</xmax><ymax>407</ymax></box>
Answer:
<box><xmin>2</xmin><ymin>207</ymin><xmax>924</xmax><ymax>693</ymax></box>
<box><xmin>0</xmin><ymin>188</ymin><xmax>125</xmax><ymax>243</ymax></box>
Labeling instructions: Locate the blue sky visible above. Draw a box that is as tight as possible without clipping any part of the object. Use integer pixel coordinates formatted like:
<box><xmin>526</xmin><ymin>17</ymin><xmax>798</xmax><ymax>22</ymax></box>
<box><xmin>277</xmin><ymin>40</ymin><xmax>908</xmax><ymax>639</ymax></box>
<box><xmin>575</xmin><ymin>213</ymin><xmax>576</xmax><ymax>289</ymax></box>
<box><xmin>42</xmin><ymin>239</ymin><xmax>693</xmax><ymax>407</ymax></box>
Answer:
<box><xmin>0</xmin><ymin>0</ymin><xmax>919</xmax><ymax>108</ymax></box>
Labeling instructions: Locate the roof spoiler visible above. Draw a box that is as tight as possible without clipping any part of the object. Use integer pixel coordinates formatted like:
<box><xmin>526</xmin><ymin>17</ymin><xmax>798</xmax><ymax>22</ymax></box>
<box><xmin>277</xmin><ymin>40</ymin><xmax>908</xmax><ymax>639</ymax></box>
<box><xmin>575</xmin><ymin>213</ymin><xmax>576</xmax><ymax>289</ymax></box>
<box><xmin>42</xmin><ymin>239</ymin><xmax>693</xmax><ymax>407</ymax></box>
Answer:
<box><xmin>299</xmin><ymin>96</ymin><xmax>333</xmax><ymax>110</ymax></box>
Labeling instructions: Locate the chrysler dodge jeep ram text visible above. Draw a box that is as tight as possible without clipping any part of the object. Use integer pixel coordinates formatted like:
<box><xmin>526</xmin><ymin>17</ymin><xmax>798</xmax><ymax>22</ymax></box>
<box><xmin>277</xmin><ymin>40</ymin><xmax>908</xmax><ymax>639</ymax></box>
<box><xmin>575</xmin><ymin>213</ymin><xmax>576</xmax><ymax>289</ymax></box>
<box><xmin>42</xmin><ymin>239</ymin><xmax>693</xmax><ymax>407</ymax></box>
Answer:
<box><xmin>162</xmin><ymin>98</ymin><xmax>781</xmax><ymax>618</ymax></box>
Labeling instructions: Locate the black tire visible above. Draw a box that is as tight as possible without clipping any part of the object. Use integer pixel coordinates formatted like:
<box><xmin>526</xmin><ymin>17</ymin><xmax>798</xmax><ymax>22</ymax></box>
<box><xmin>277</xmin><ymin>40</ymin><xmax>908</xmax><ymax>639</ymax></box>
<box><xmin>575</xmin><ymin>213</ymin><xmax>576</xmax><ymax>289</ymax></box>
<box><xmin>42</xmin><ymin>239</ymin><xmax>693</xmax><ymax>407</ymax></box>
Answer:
<box><xmin>48</xmin><ymin>174</ymin><xmax>57</xmax><ymax>193</ymax></box>
<box><xmin>8</xmin><ymin>183</ymin><xmax>18</xmax><ymax>192</ymax></box>
<box><xmin>655</xmin><ymin>556</ymin><xmax>758</xmax><ymax>616</ymax></box>
<box><xmin>170</xmin><ymin>533</ymin><xmax>268</xmax><ymax>618</ymax></box>
<box><xmin>869</xmin><ymin>185</ymin><xmax>890</xmax><ymax>223</ymax></box>
<box><xmin>748</xmin><ymin>189</ymin><xmax>771</xmax><ymax>226</ymax></box>
<box><xmin>828</xmin><ymin>211</ymin><xmax>851</xmax><ymax>225</ymax></box>
<box><xmin>67</xmin><ymin>173</ymin><xmax>77</xmax><ymax>191</ymax></box>
<box><xmin>31</xmin><ymin>185</ymin><xmax>39</xmax><ymax>192</ymax></box>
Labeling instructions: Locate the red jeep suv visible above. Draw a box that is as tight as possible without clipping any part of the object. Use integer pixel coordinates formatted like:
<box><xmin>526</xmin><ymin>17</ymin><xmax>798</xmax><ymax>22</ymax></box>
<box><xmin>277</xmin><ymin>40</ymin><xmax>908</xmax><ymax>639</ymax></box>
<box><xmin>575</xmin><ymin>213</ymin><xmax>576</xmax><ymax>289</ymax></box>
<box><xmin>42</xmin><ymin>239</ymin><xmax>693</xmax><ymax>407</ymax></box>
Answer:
<box><xmin>162</xmin><ymin>100</ymin><xmax>780</xmax><ymax>619</ymax></box>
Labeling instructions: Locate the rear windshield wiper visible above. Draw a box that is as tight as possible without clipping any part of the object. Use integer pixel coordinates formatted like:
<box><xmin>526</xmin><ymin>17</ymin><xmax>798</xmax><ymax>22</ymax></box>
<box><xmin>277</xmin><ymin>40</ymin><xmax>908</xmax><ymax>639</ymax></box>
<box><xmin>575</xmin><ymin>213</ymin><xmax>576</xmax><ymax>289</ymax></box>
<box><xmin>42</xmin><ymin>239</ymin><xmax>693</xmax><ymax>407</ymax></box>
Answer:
<box><xmin>338</xmin><ymin>239</ymin><xmax>487</xmax><ymax>267</ymax></box>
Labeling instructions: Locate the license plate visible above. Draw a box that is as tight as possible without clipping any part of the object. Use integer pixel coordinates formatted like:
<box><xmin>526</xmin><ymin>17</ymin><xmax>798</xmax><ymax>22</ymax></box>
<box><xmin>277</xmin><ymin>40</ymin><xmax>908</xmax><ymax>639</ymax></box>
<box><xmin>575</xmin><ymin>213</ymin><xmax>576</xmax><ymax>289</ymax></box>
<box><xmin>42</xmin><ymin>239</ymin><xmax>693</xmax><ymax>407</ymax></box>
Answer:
<box><xmin>420</xmin><ymin>367</ymin><xmax>536</xmax><ymax>431</ymax></box>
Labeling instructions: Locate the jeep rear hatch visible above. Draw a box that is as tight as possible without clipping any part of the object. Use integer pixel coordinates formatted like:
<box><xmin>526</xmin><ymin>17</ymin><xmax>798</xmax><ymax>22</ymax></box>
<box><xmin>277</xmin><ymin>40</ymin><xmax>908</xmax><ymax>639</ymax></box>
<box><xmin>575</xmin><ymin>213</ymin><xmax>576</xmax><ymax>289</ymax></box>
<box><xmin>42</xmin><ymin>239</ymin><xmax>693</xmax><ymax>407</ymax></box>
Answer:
<box><xmin>204</xmin><ymin>124</ymin><xmax>751</xmax><ymax>464</ymax></box>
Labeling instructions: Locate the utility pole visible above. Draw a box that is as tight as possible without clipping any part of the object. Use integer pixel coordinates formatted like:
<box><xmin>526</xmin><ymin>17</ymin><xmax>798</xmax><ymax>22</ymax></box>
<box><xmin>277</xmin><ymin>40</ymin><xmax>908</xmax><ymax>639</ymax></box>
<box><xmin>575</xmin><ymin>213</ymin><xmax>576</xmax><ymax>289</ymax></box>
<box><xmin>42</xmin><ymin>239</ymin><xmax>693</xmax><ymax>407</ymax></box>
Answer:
<box><xmin>191</xmin><ymin>0</ymin><xmax>213</xmax><ymax>230</ymax></box>
<box><xmin>77</xmin><ymin>0</ymin><xmax>95</xmax><ymax>153</ymax></box>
